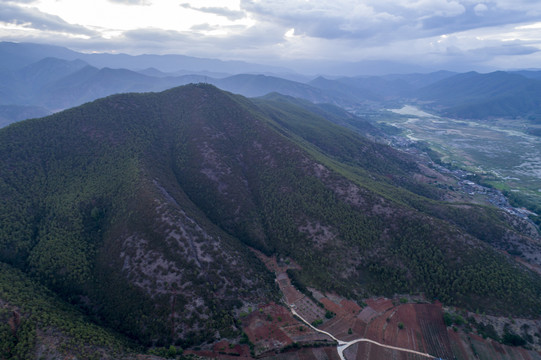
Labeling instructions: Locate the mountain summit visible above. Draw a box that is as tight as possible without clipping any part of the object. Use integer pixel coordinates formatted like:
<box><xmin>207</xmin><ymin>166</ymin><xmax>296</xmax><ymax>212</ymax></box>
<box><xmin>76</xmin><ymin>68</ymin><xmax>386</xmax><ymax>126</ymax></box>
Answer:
<box><xmin>0</xmin><ymin>84</ymin><xmax>540</xmax><ymax>356</ymax></box>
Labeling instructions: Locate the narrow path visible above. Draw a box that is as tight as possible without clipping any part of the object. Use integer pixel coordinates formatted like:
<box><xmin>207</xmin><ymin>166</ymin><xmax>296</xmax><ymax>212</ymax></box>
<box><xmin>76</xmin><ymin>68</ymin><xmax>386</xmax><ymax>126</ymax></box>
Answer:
<box><xmin>291</xmin><ymin>308</ymin><xmax>344</xmax><ymax>345</ymax></box>
<box><xmin>290</xmin><ymin>306</ymin><xmax>436</xmax><ymax>360</ymax></box>
<box><xmin>337</xmin><ymin>338</ymin><xmax>435</xmax><ymax>359</ymax></box>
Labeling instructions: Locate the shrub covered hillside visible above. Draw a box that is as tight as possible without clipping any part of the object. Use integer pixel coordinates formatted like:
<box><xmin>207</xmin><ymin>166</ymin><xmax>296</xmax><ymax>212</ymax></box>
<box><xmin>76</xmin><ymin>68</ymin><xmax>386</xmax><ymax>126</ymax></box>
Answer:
<box><xmin>0</xmin><ymin>84</ymin><xmax>540</xmax><ymax>353</ymax></box>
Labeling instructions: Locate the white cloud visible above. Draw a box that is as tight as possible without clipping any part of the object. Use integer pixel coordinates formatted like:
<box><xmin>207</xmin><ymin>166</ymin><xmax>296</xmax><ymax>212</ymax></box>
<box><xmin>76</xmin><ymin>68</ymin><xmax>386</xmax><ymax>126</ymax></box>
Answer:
<box><xmin>180</xmin><ymin>3</ymin><xmax>246</xmax><ymax>21</ymax></box>
<box><xmin>107</xmin><ymin>0</ymin><xmax>151</xmax><ymax>5</ymax></box>
<box><xmin>1</xmin><ymin>0</ymin><xmax>541</xmax><ymax>72</ymax></box>
<box><xmin>402</xmin><ymin>0</ymin><xmax>466</xmax><ymax>17</ymax></box>
<box><xmin>474</xmin><ymin>3</ymin><xmax>489</xmax><ymax>15</ymax></box>
<box><xmin>0</xmin><ymin>2</ymin><xmax>95</xmax><ymax>35</ymax></box>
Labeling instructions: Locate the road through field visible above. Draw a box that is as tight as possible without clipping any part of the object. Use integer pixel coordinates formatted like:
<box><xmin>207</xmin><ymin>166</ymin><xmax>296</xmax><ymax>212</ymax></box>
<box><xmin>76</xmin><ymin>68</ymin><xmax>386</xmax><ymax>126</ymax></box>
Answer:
<box><xmin>291</xmin><ymin>307</ymin><xmax>437</xmax><ymax>360</ymax></box>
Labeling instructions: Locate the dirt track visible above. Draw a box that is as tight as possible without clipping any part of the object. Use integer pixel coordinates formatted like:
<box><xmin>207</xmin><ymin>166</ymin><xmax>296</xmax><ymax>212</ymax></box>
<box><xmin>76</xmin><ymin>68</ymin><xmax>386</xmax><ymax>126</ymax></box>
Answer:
<box><xmin>291</xmin><ymin>306</ymin><xmax>436</xmax><ymax>360</ymax></box>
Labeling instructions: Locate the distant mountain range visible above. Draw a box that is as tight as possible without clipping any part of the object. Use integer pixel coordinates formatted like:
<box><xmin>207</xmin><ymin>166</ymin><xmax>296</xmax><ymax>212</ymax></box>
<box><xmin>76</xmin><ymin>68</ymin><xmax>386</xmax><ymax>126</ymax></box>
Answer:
<box><xmin>1</xmin><ymin>41</ymin><xmax>541</xmax><ymax>128</ymax></box>
<box><xmin>416</xmin><ymin>71</ymin><xmax>541</xmax><ymax>120</ymax></box>
<box><xmin>0</xmin><ymin>41</ymin><xmax>291</xmax><ymax>74</ymax></box>
<box><xmin>0</xmin><ymin>42</ymin><xmax>450</xmax><ymax>126</ymax></box>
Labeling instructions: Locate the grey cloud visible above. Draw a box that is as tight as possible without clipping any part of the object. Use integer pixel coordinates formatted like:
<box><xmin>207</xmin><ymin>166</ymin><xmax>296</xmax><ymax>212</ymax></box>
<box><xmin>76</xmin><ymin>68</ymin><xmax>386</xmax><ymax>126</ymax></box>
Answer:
<box><xmin>121</xmin><ymin>25</ymin><xmax>278</xmax><ymax>46</ymax></box>
<box><xmin>113</xmin><ymin>22</ymin><xmax>292</xmax><ymax>61</ymax></box>
<box><xmin>470</xmin><ymin>44</ymin><xmax>540</xmax><ymax>56</ymax></box>
<box><xmin>0</xmin><ymin>3</ymin><xmax>96</xmax><ymax>35</ymax></box>
<box><xmin>239</xmin><ymin>0</ymin><xmax>403</xmax><ymax>40</ymax></box>
<box><xmin>76</xmin><ymin>0</ymin><xmax>541</xmax><ymax>72</ymax></box>
<box><xmin>444</xmin><ymin>45</ymin><xmax>465</xmax><ymax>56</ymax></box>
<box><xmin>122</xmin><ymin>28</ymin><xmax>197</xmax><ymax>43</ymax></box>
<box><xmin>190</xmin><ymin>23</ymin><xmax>217</xmax><ymax>31</ymax></box>
<box><xmin>474</xmin><ymin>3</ymin><xmax>489</xmax><ymax>15</ymax></box>
<box><xmin>238</xmin><ymin>0</ymin><xmax>432</xmax><ymax>41</ymax></box>
<box><xmin>108</xmin><ymin>0</ymin><xmax>151</xmax><ymax>4</ymax></box>
<box><xmin>401</xmin><ymin>0</ymin><xmax>466</xmax><ymax>17</ymax></box>
<box><xmin>180</xmin><ymin>4</ymin><xmax>246</xmax><ymax>21</ymax></box>
<box><xmin>7</xmin><ymin>23</ymin><xmax>286</xmax><ymax>60</ymax></box>
<box><xmin>239</xmin><ymin>0</ymin><xmax>541</xmax><ymax>43</ymax></box>
<box><xmin>493</xmin><ymin>0</ymin><xmax>541</xmax><ymax>14</ymax></box>
<box><xmin>428</xmin><ymin>43</ymin><xmax>541</xmax><ymax>71</ymax></box>
<box><xmin>2</xmin><ymin>0</ymin><xmax>541</xmax><ymax>74</ymax></box>
<box><xmin>421</xmin><ymin>4</ymin><xmax>537</xmax><ymax>35</ymax></box>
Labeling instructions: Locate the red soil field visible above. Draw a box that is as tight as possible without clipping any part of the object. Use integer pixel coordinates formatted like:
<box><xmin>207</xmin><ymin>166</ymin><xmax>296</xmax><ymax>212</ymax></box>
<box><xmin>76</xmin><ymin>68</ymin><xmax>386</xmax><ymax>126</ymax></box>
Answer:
<box><xmin>344</xmin><ymin>341</ymin><xmax>428</xmax><ymax>360</ymax></box>
<box><xmin>242</xmin><ymin>250</ymin><xmax>541</xmax><ymax>360</ymax></box>
<box><xmin>241</xmin><ymin>302</ymin><xmax>332</xmax><ymax>356</ymax></box>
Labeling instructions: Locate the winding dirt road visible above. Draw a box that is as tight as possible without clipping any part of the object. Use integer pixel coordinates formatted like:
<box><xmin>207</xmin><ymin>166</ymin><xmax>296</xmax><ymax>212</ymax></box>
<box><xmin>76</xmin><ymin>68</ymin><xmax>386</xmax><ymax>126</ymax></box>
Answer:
<box><xmin>290</xmin><ymin>307</ymin><xmax>437</xmax><ymax>360</ymax></box>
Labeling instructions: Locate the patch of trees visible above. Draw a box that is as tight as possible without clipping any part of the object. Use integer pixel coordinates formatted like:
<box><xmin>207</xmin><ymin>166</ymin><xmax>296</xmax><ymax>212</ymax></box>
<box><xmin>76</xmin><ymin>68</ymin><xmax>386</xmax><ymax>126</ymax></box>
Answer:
<box><xmin>0</xmin><ymin>262</ymin><xmax>137</xmax><ymax>358</ymax></box>
<box><xmin>502</xmin><ymin>332</ymin><xmax>527</xmax><ymax>347</ymax></box>
<box><xmin>364</xmin><ymin>216</ymin><xmax>541</xmax><ymax>316</ymax></box>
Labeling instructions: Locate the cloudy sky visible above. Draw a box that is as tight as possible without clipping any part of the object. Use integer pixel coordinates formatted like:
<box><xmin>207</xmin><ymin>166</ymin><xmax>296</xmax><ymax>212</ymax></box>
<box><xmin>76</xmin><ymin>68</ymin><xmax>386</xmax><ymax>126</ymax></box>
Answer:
<box><xmin>1</xmin><ymin>0</ymin><xmax>541</xmax><ymax>73</ymax></box>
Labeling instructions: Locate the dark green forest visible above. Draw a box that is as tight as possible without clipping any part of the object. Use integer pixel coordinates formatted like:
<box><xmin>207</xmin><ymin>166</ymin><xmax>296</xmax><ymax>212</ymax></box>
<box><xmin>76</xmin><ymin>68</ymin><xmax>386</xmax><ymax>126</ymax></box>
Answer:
<box><xmin>1</xmin><ymin>84</ymin><xmax>540</xmax><ymax>357</ymax></box>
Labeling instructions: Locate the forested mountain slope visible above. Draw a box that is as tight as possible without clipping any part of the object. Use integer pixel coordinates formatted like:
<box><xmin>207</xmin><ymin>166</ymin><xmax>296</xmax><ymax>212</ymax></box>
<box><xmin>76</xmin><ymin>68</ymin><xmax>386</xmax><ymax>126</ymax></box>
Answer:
<box><xmin>0</xmin><ymin>84</ymin><xmax>540</xmax><ymax>355</ymax></box>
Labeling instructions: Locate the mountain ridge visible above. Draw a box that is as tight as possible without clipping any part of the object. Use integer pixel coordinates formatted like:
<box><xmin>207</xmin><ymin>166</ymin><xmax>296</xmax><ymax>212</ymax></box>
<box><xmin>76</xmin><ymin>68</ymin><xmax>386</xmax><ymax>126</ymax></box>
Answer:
<box><xmin>415</xmin><ymin>71</ymin><xmax>541</xmax><ymax>119</ymax></box>
<box><xmin>0</xmin><ymin>41</ymin><xmax>291</xmax><ymax>75</ymax></box>
<box><xmin>1</xmin><ymin>85</ymin><xmax>540</xmax><ymax>357</ymax></box>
